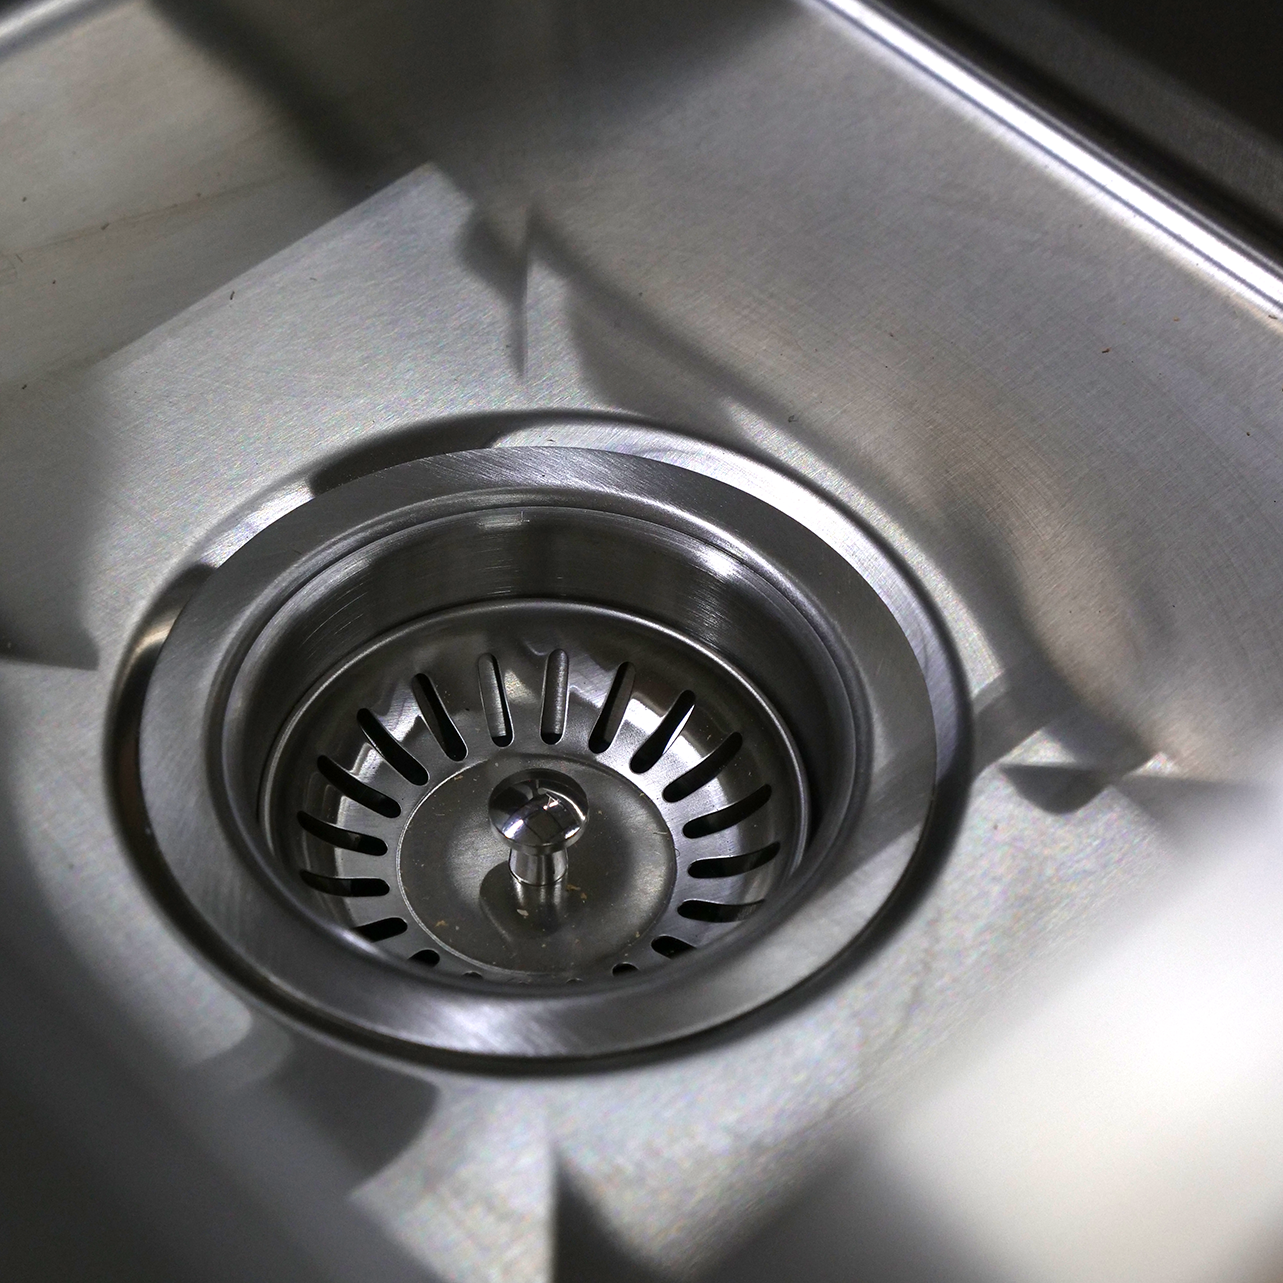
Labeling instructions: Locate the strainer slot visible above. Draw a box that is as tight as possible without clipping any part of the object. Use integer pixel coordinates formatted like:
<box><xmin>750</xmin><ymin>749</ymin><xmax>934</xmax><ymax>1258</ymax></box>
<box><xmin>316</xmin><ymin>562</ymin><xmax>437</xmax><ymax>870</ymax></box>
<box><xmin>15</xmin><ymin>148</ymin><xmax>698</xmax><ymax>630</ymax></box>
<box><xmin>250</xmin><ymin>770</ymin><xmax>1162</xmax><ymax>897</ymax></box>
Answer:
<box><xmin>356</xmin><ymin>708</ymin><xmax>429</xmax><ymax>785</ymax></box>
<box><xmin>412</xmin><ymin>673</ymin><xmax>467</xmax><ymax>761</ymax></box>
<box><xmin>630</xmin><ymin>690</ymin><xmax>696</xmax><ymax>774</ymax></box>
<box><xmin>299</xmin><ymin>872</ymin><xmax>390</xmax><ymax>897</ymax></box>
<box><xmin>683</xmin><ymin>784</ymin><xmax>772</xmax><ymax>838</ymax></box>
<box><xmin>688</xmin><ymin>843</ymin><xmax>780</xmax><ymax>878</ymax></box>
<box><xmin>662</xmin><ymin>731</ymin><xmax>743</xmax><ymax>802</ymax></box>
<box><xmin>651</xmin><ymin>936</ymin><xmax>696</xmax><ymax>958</ymax></box>
<box><xmin>316</xmin><ymin>755</ymin><xmax>401</xmax><ymax>818</ymax></box>
<box><xmin>297</xmin><ymin>812</ymin><xmax>387</xmax><ymax>856</ymax></box>
<box><xmin>356</xmin><ymin>918</ymin><xmax>407</xmax><ymax>941</ymax></box>
<box><xmin>677</xmin><ymin>900</ymin><xmax>762</xmax><ymax>923</ymax></box>
<box><xmin>589</xmin><ymin>662</ymin><xmax>636</xmax><ymax>753</ymax></box>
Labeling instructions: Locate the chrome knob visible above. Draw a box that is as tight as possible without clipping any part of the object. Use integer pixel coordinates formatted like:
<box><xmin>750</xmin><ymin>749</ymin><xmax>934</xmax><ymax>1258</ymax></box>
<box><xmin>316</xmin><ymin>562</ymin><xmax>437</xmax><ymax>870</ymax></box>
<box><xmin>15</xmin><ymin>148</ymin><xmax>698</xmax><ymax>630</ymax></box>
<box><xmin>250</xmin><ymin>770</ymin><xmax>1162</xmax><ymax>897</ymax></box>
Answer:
<box><xmin>488</xmin><ymin>769</ymin><xmax>589</xmax><ymax>886</ymax></box>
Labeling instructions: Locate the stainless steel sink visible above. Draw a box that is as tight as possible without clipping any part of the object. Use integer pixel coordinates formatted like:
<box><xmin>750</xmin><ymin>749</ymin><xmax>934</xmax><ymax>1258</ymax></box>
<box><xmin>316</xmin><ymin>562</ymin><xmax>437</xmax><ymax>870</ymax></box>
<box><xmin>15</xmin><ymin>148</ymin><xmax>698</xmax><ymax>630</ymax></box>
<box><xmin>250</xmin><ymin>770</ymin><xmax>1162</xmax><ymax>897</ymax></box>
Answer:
<box><xmin>3</xmin><ymin>0</ymin><xmax>1282</xmax><ymax>1279</ymax></box>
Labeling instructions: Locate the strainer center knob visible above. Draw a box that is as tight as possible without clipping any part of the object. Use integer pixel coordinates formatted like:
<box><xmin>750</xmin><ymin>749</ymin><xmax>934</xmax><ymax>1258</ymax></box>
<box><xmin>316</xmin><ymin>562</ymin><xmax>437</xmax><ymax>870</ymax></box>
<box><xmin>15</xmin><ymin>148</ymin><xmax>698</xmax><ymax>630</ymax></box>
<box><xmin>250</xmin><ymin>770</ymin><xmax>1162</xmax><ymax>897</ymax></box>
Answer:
<box><xmin>488</xmin><ymin>769</ymin><xmax>589</xmax><ymax>885</ymax></box>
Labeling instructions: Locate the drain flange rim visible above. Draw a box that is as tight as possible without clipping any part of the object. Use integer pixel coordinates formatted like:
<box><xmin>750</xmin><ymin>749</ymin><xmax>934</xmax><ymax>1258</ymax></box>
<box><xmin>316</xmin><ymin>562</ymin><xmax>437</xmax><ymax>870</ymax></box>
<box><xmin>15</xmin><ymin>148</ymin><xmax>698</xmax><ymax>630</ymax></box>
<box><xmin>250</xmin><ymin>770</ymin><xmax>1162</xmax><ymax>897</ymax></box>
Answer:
<box><xmin>138</xmin><ymin>444</ymin><xmax>958</xmax><ymax>1059</ymax></box>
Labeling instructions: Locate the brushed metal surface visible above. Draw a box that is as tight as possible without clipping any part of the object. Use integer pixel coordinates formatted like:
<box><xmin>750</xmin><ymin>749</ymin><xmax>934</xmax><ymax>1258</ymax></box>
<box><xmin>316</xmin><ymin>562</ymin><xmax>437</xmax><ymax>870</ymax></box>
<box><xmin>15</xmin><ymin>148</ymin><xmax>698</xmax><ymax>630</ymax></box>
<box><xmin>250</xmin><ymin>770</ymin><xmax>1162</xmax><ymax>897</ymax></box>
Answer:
<box><xmin>0</xmin><ymin>0</ymin><xmax>1269</xmax><ymax>1277</ymax></box>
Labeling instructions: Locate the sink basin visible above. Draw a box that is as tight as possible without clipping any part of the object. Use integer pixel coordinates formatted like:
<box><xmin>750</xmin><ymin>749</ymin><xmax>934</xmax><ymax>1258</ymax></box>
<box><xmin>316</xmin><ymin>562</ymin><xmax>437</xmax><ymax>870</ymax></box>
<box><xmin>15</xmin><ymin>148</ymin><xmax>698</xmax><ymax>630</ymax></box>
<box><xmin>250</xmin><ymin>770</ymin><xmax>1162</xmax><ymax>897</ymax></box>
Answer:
<box><xmin>3</xmin><ymin>1</ymin><xmax>1281</xmax><ymax>1278</ymax></box>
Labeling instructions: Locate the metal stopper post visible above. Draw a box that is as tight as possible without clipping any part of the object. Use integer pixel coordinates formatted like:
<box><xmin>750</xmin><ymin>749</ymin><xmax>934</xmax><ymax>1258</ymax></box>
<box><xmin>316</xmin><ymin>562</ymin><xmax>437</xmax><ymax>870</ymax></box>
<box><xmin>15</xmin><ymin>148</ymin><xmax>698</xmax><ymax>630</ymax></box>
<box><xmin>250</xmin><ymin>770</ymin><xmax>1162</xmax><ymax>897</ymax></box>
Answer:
<box><xmin>488</xmin><ymin>770</ymin><xmax>589</xmax><ymax>886</ymax></box>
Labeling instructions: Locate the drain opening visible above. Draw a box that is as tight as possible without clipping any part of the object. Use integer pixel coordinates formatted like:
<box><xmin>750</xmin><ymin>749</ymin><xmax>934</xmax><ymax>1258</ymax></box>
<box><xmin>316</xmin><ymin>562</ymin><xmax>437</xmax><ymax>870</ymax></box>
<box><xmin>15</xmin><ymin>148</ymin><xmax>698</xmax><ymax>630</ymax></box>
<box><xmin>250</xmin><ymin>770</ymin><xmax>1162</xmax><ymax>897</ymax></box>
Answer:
<box><xmin>678</xmin><ymin>899</ymin><xmax>762</xmax><ymax>923</ymax></box>
<box><xmin>589</xmin><ymin>662</ymin><xmax>635</xmax><ymax>753</ymax></box>
<box><xmin>356</xmin><ymin>918</ymin><xmax>407</xmax><ymax>941</ymax></box>
<box><xmin>630</xmin><ymin>690</ymin><xmax>697</xmax><ymax>774</ymax></box>
<box><xmin>663</xmin><ymin>732</ymin><xmax>743</xmax><ymax>802</ymax></box>
<box><xmin>316</xmin><ymin>755</ymin><xmax>400</xmax><ymax>818</ymax></box>
<box><xmin>652</xmin><ymin>936</ymin><xmax>696</xmax><ymax>958</ymax></box>
<box><xmin>296</xmin><ymin>812</ymin><xmax>386</xmax><ymax>856</ymax></box>
<box><xmin>299</xmin><ymin>871</ymin><xmax>389</xmax><ymax>897</ymax></box>
<box><xmin>356</xmin><ymin>709</ymin><xmax>428</xmax><ymax>785</ymax></box>
<box><xmin>682</xmin><ymin>785</ymin><xmax>772</xmax><ymax>838</ymax></box>
<box><xmin>688</xmin><ymin>842</ymin><xmax>779</xmax><ymax>878</ymax></box>
<box><xmin>412</xmin><ymin>673</ymin><xmax>467</xmax><ymax>761</ymax></box>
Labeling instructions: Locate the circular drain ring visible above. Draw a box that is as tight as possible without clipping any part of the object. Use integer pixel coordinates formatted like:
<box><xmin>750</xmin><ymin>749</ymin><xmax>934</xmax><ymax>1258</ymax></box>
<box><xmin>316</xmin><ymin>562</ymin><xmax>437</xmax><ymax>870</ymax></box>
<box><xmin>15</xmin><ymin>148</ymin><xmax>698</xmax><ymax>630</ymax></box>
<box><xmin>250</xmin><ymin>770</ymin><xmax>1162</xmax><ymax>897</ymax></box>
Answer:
<box><xmin>139</xmin><ymin>445</ymin><xmax>964</xmax><ymax>1060</ymax></box>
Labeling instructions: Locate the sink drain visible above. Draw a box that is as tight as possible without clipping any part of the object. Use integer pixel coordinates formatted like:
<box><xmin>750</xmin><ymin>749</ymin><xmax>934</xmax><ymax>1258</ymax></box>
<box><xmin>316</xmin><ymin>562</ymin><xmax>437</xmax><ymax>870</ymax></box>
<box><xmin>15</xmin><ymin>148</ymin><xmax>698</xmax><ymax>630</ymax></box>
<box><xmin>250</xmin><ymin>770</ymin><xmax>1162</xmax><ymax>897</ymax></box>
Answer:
<box><xmin>137</xmin><ymin>442</ymin><xmax>964</xmax><ymax>1059</ymax></box>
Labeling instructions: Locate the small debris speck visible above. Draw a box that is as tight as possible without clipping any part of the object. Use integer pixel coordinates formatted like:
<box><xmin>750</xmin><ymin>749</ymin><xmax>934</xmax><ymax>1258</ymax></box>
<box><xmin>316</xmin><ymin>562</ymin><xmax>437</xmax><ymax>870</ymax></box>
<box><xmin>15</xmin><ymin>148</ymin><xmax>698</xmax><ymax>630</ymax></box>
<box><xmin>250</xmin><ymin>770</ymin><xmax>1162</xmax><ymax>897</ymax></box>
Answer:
<box><xmin>229</xmin><ymin>290</ymin><xmax>235</xmax><ymax>300</ymax></box>
<box><xmin>1101</xmin><ymin>347</ymin><xmax>1110</xmax><ymax>353</ymax></box>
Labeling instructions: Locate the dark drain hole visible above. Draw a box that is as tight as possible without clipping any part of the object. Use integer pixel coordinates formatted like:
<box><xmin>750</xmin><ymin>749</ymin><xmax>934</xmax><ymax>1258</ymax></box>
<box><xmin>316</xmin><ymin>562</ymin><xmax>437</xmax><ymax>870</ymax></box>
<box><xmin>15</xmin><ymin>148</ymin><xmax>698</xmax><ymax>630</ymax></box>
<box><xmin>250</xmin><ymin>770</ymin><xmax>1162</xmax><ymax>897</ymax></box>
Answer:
<box><xmin>630</xmin><ymin>690</ymin><xmax>696</xmax><ymax>774</ymax></box>
<box><xmin>678</xmin><ymin>900</ymin><xmax>762</xmax><ymax>923</ymax></box>
<box><xmin>412</xmin><ymin>673</ymin><xmax>467</xmax><ymax>761</ymax></box>
<box><xmin>689</xmin><ymin>842</ymin><xmax>780</xmax><ymax>879</ymax></box>
<box><xmin>651</xmin><ymin>935</ymin><xmax>696</xmax><ymax>958</ymax></box>
<box><xmin>683</xmin><ymin>784</ymin><xmax>772</xmax><ymax>838</ymax></box>
<box><xmin>356</xmin><ymin>918</ymin><xmax>407</xmax><ymax>941</ymax></box>
<box><xmin>663</xmin><ymin>731</ymin><xmax>742</xmax><ymax>802</ymax></box>
<box><xmin>297</xmin><ymin>812</ymin><xmax>387</xmax><ymax>856</ymax></box>
<box><xmin>299</xmin><ymin>871</ymin><xmax>389</xmax><ymax>897</ymax></box>
<box><xmin>588</xmin><ymin>662</ymin><xmax>635</xmax><ymax>753</ymax></box>
<box><xmin>357</xmin><ymin>709</ymin><xmax>429</xmax><ymax>785</ymax></box>
<box><xmin>316</xmin><ymin>755</ymin><xmax>400</xmax><ymax>818</ymax></box>
<box><xmin>411</xmin><ymin>949</ymin><xmax>440</xmax><ymax>966</ymax></box>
